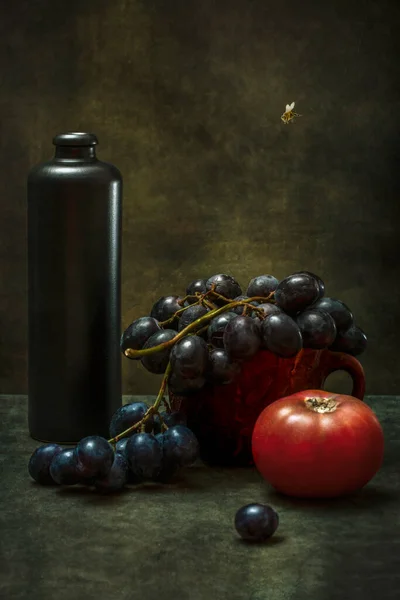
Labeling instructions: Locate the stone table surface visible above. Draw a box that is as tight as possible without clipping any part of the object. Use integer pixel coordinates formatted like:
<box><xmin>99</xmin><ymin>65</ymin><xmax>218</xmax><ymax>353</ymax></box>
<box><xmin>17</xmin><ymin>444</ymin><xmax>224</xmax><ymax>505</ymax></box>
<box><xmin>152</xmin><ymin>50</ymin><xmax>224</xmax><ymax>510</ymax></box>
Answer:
<box><xmin>0</xmin><ymin>395</ymin><xmax>399</xmax><ymax>600</ymax></box>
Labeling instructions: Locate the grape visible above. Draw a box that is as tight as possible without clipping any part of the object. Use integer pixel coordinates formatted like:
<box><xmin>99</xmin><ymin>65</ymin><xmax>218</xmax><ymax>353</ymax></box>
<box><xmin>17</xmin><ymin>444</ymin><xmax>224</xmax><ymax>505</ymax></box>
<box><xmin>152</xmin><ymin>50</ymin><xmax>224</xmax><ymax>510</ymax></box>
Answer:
<box><xmin>330</xmin><ymin>325</ymin><xmax>367</xmax><ymax>356</ymax></box>
<box><xmin>246</xmin><ymin>275</ymin><xmax>279</xmax><ymax>298</ymax></box>
<box><xmin>261</xmin><ymin>313</ymin><xmax>303</xmax><ymax>357</ymax></box>
<box><xmin>115</xmin><ymin>437</ymin><xmax>129</xmax><ymax>455</ymax></box>
<box><xmin>125</xmin><ymin>433</ymin><xmax>163</xmax><ymax>480</ymax></box>
<box><xmin>163</xmin><ymin>411</ymin><xmax>187</xmax><ymax>428</ymax></box>
<box><xmin>208</xmin><ymin>348</ymin><xmax>240</xmax><ymax>384</ymax></box>
<box><xmin>49</xmin><ymin>448</ymin><xmax>80</xmax><ymax>485</ymax></box>
<box><xmin>208</xmin><ymin>311</ymin><xmax>237</xmax><ymax>348</ymax></box>
<box><xmin>162</xmin><ymin>425</ymin><xmax>199</xmax><ymax>468</ymax></box>
<box><xmin>313</xmin><ymin>297</ymin><xmax>354</xmax><ymax>332</ymax></box>
<box><xmin>168</xmin><ymin>372</ymin><xmax>206</xmax><ymax>395</ymax></box>
<box><xmin>293</xmin><ymin>271</ymin><xmax>325</xmax><ymax>299</ymax></box>
<box><xmin>231</xmin><ymin>296</ymin><xmax>259</xmax><ymax>316</ymax></box>
<box><xmin>120</xmin><ymin>317</ymin><xmax>161</xmax><ymax>358</ymax></box>
<box><xmin>186</xmin><ymin>279</ymin><xmax>207</xmax><ymax>303</ymax></box>
<box><xmin>152</xmin><ymin>433</ymin><xmax>180</xmax><ymax>483</ymax></box>
<box><xmin>257</xmin><ymin>303</ymin><xmax>283</xmax><ymax>317</ymax></box>
<box><xmin>76</xmin><ymin>436</ymin><xmax>114</xmax><ymax>479</ymax></box>
<box><xmin>141</xmin><ymin>329</ymin><xmax>176</xmax><ymax>374</ymax></box>
<box><xmin>150</xmin><ymin>295</ymin><xmax>182</xmax><ymax>325</ymax></box>
<box><xmin>94</xmin><ymin>452</ymin><xmax>129</xmax><ymax>493</ymax></box>
<box><xmin>275</xmin><ymin>273</ymin><xmax>320</xmax><ymax>313</ymax></box>
<box><xmin>206</xmin><ymin>274</ymin><xmax>242</xmax><ymax>304</ymax></box>
<box><xmin>178</xmin><ymin>304</ymin><xmax>209</xmax><ymax>332</ymax></box>
<box><xmin>28</xmin><ymin>443</ymin><xmax>62</xmax><ymax>485</ymax></box>
<box><xmin>170</xmin><ymin>335</ymin><xmax>209</xmax><ymax>378</ymax></box>
<box><xmin>223</xmin><ymin>315</ymin><xmax>261</xmax><ymax>360</ymax></box>
<box><xmin>296</xmin><ymin>309</ymin><xmax>337</xmax><ymax>349</ymax></box>
<box><xmin>234</xmin><ymin>504</ymin><xmax>279</xmax><ymax>542</ymax></box>
<box><xmin>109</xmin><ymin>401</ymin><xmax>150</xmax><ymax>438</ymax></box>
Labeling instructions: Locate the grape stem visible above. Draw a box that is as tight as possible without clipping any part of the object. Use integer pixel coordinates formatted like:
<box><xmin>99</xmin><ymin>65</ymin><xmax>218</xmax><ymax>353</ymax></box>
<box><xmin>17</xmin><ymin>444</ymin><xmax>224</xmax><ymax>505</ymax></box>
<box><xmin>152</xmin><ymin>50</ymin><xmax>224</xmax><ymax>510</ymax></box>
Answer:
<box><xmin>124</xmin><ymin>293</ymin><xmax>274</xmax><ymax>359</ymax></box>
<box><xmin>107</xmin><ymin>362</ymin><xmax>172</xmax><ymax>444</ymax></box>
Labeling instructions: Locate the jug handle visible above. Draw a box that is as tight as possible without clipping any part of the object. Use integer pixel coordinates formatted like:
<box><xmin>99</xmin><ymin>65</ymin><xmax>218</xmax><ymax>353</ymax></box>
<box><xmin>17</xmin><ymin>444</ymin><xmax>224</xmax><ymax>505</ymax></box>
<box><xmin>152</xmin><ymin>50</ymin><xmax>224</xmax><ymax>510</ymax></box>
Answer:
<box><xmin>321</xmin><ymin>351</ymin><xmax>366</xmax><ymax>400</ymax></box>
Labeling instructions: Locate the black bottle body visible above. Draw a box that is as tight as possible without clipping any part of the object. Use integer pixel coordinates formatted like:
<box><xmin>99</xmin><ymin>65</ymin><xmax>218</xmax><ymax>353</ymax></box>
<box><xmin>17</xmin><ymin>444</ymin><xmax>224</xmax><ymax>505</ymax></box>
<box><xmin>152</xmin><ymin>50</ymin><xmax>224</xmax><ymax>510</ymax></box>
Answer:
<box><xmin>27</xmin><ymin>133</ymin><xmax>122</xmax><ymax>443</ymax></box>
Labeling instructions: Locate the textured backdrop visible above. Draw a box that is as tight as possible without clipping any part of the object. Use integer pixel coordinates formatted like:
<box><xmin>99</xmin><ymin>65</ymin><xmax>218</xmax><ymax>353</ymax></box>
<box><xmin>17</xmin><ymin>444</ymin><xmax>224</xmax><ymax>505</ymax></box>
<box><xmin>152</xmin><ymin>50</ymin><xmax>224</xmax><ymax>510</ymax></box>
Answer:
<box><xmin>1</xmin><ymin>0</ymin><xmax>399</xmax><ymax>395</ymax></box>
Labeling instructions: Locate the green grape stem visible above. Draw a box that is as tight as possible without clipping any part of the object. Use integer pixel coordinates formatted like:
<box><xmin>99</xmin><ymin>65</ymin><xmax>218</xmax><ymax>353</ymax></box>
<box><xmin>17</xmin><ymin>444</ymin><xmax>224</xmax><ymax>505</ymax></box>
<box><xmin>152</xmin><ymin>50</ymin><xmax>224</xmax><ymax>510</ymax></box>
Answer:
<box><xmin>107</xmin><ymin>362</ymin><xmax>172</xmax><ymax>444</ymax></box>
<box><xmin>124</xmin><ymin>292</ymin><xmax>274</xmax><ymax>360</ymax></box>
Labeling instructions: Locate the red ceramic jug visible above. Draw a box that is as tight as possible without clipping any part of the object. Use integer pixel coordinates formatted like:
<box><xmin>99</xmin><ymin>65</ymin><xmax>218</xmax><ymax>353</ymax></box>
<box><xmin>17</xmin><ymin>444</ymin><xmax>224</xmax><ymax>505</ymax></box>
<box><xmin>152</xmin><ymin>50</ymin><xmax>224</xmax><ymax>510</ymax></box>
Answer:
<box><xmin>169</xmin><ymin>348</ymin><xmax>365</xmax><ymax>467</ymax></box>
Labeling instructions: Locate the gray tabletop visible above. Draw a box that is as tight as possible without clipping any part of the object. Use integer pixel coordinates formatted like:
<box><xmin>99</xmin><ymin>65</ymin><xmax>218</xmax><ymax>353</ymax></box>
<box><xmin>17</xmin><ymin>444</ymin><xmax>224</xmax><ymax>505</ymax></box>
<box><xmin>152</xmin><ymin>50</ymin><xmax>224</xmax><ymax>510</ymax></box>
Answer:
<box><xmin>1</xmin><ymin>395</ymin><xmax>399</xmax><ymax>600</ymax></box>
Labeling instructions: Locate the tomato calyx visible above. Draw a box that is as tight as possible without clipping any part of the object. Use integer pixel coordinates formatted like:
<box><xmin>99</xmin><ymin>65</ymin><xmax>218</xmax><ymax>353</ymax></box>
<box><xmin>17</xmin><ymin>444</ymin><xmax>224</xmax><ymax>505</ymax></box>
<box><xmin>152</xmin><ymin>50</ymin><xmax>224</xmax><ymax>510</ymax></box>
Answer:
<box><xmin>304</xmin><ymin>396</ymin><xmax>338</xmax><ymax>413</ymax></box>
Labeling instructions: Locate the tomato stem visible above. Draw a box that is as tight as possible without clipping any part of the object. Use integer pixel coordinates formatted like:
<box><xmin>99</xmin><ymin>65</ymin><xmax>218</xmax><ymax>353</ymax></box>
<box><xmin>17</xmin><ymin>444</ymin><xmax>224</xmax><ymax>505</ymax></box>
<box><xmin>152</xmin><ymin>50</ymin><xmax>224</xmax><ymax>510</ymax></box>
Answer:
<box><xmin>304</xmin><ymin>397</ymin><xmax>337</xmax><ymax>413</ymax></box>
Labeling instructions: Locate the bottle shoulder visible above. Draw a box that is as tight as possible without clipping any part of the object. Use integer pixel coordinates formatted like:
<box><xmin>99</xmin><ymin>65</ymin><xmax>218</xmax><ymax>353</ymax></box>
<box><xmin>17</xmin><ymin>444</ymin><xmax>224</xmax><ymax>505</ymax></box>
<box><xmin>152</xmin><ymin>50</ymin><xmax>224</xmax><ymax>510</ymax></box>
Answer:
<box><xmin>28</xmin><ymin>159</ymin><xmax>122</xmax><ymax>184</ymax></box>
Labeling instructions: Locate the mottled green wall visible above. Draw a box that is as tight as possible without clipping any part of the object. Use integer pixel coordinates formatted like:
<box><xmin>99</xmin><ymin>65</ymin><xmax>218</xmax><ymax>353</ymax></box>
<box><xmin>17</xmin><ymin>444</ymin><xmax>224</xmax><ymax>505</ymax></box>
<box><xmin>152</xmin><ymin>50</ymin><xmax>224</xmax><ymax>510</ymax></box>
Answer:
<box><xmin>1</xmin><ymin>0</ymin><xmax>399</xmax><ymax>395</ymax></box>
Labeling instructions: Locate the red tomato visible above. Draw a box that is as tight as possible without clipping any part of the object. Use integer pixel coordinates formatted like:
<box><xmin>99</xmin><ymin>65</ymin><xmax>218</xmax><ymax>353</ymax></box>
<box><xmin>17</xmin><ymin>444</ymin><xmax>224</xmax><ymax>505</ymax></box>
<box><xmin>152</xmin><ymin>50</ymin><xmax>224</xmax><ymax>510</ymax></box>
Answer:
<box><xmin>252</xmin><ymin>389</ymin><xmax>384</xmax><ymax>498</ymax></box>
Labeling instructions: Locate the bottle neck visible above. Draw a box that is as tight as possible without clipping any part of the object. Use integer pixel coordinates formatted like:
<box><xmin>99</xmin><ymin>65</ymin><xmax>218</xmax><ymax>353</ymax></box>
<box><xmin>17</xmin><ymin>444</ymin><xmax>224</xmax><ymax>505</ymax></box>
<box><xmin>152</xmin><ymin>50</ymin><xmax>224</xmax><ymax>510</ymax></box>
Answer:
<box><xmin>54</xmin><ymin>146</ymin><xmax>97</xmax><ymax>160</ymax></box>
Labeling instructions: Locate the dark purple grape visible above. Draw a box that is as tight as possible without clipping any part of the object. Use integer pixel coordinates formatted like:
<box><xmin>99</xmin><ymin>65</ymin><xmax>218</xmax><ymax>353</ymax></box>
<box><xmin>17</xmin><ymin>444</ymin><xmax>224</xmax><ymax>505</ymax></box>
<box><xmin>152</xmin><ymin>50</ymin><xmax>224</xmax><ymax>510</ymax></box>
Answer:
<box><xmin>76</xmin><ymin>436</ymin><xmax>114</xmax><ymax>480</ymax></box>
<box><xmin>206</xmin><ymin>274</ymin><xmax>242</xmax><ymax>304</ymax></box>
<box><xmin>186</xmin><ymin>279</ymin><xmax>207</xmax><ymax>303</ymax></box>
<box><xmin>296</xmin><ymin>309</ymin><xmax>337</xmax><ymax>349</ymax></box>
<box><xmin>330</xmin><ymin>325</ymin><xmax>367</xmax><ymax>356</ymax></box>
<box><xmin>109</xmin><ymin>401</ymin><xmax>150</xmax><ymax>438</ymax></box>
<box><xmin>162</xmin><ymin>425</ymin><xmax>199</xmax><ymax>468</ymax></box>
<box><xmin>257</xmin><ymin>303</ymin><xmax>283</xmax><ymax>318</ymax></box>
<box><xmin>231</xmin><ymin>296</ymin><xmax>259</xmax><ymax>316</ymax></box>
<box><xmin>170</xmin><ymin>335</ymin><xmax>209</xmax><ymax>378</ymax></box>
<box><xmin>207</xmin><ymin>311</ymin><xmax>237</xmax><ymax>348</ymax></box>
<box><xmin>223</xmin><ymin>315</ymin><xmax>261</xmax><ymax>360</ymax></box>
<box><xmin>234</xmin><ymin>504</ymin><xmax>279</xmax><ymax>542</ymax></box>
<box><xmin>120</xmin><ymin>317</ymin><xmax>161</xmax><ymax>358</ymax></box>
<box><xmin>152</xmin><ymin>433</ymin><xmax>180</xmax><ymax>483</ymax></box>
<box><xmin>28</xmin><ymin>443</ymin><xmax>63</xmax><ymax>485</ymax></box>
<box><xmin>163</xmin><ymin>411</ymin><xmax>187</xmax><ymax>428</ymax></box>
<box><xmin>313</xmin><ymin>297</ymin><xmax>354</xmax><ymax>333</ymax></box>
<box><xmin>168</xmin><ymin>372</ymin><xmax>206</xmax><ymax>395</ymax></box>
<box><xmin>292</xmin><ymin>270</ymin><xmax>325</xmax><ymax>299</ymax></box>
<box><xmin>246</xmin><ymin>275</ymin><xmax>279</xmax><ymax>298</ymax></box>
<box><xmin>94</xmin><ymin>452</ymin><xmax>129</xmax><ymax>493</ymax></box>
<box><xmin>125</xmin><ymin>433</ymin><xmax>163</xmax><ymax>480</ymax></box>
<box><xmin>208</xmin><ymin>348</ymin><xmax>241</xmax><ymax>384</ymax></box>
<box><xmin>150</xmin><ymin>295</ymin><xmax>182</xmax><ymax>325</ymax></box>
<box><xmin>178</xmin><ymin>304</ymin><xmax>209</xmax><ymax>332</ymax></box>
<box><xmin>49</xmin><ymin>448</ymin><xmax>80</xmax><ymax>485</ymax></box>
<box><xmin>275</xmin><ymin>273</ymin><xmax>320</xmax><ymax>313</ymax></box>
<box><xmin>141</xmin><ymin>329</ymin><xmax>176</xmax><ymax>374</ymax></box>
<box><xmin>261</xmin><ymin>313</ymin><xmax>303</xmax><ymax>357</ymax></box>
<box><xmin>115</xmin><ymin>437</ymin><xmax>129</xmax><ymax>455</ymax></box>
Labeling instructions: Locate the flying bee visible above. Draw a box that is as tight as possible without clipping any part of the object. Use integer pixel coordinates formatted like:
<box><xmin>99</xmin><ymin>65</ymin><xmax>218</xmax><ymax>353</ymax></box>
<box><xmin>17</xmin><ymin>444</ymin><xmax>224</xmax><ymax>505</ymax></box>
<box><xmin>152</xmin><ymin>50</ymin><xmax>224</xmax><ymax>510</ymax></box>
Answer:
<box><xmin>281</xmin><ymin>101</ymin><xmax>301</xmax><ymax>124</ymax></box>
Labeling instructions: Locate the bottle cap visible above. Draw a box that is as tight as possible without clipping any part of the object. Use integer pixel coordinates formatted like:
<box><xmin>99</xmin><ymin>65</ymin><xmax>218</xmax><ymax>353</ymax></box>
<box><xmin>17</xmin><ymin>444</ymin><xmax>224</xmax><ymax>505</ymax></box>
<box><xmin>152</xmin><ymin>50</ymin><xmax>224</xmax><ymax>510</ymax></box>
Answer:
<box><xmin>53</xmin><ymin>133</ymin><xmax>98</xmax><ymax>147</ymax></box>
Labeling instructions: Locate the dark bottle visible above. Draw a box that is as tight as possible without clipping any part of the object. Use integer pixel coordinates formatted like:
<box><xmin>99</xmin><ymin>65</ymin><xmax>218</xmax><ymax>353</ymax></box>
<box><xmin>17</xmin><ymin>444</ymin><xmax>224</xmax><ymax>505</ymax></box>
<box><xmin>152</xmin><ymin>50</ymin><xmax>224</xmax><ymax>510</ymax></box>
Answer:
<box><xmin>27</xmin><ymin>132</ymin><xmax>122</xmax><ymax>443</ymax></box>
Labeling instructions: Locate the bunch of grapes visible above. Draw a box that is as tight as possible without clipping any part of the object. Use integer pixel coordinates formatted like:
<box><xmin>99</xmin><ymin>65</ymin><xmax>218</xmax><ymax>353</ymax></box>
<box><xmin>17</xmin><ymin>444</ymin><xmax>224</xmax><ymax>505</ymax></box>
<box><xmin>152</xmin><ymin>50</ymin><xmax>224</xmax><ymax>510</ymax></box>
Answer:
<box><xmin>121</xmin><ymin>270</ymin><xmax>367</xmax><ymax>397</ymax></box>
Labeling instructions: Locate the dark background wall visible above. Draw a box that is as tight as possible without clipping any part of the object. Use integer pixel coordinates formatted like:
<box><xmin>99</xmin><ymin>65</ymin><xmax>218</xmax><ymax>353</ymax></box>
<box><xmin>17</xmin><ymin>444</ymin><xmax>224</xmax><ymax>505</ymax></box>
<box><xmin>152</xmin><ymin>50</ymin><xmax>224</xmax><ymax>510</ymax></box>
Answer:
<box><xmin>1</xmin><ymin>0</ymin><xmax>399</xmax><ymax>396</ymax></box>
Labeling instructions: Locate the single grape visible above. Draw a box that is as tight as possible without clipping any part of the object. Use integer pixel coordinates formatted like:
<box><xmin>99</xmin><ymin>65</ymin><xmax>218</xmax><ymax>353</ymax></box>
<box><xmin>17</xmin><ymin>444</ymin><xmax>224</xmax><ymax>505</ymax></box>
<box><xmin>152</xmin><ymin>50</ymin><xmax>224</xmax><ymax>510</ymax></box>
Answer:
<box><xmin>261</xmin><ymin>313</ymin><xmax>303</xmax><ymax>357</ymax></box>
<box><xmin>296</xmin><ymin>308</ymin><xmax>337</xmax><ymax>349</ymax></box>
<box><xmin>109</xmin><ymin>401</ymin><xmax>151</xmax><ymax>438</ymax></box>
<box><xmin>125</xmin><ymin>433</ymin><xmax>163</xmax><ymax>480</ymax></box>
<box><xmin>234</xmin><ymin>504</ymin><xmax>279</xmax><ymax>543</ymax></box>
<box><xmin>292</xmin><ymin>270</ymin><xmax>325</xmax><ymax>299</ymax></box>
<box><xmin>186</xmin><ymin>279</ymin><xmax>207</xmax><ymax>304</ymax></box>
<box><xmin>231</xmin><ymin>296</ymin><xmax>259</xmax><ymax>316</ymax></box>
<box><xmin>330</xmin><ymin>325</ymin><xmax>367</xmax><ymax>356</ymax></box>
<box><xmin>206</xmin><ymin>274</ymin><xmax>242</xmax><ymax>304</ymax></box>
<box><xmin>163</xmin><ymin>411</ymin><xmax>187</xmax><ymax>428</ymax></box>
<box><xmin>208</xmin><ymin>348</ymin><xmax>241</xmax><ymax>384</ymax></box>
<box><xmin>313</xmin><ymin>297</ymin><xmax>354</xmax><ymax>332</ymax></box>
<box><xmin>141</xmin><ymin>329</ymin><xmax>176</xmax><ymax>374</ymax></box>
<box><xmin>28</xmin><ymin>443</ymin><xmax>63</xmax><ymax>485</ymax></box>
<box><xmin>49</xmin><ymin>448</ymin><xmax>80</xmax><ymax>485</ymax></box>
<box><xmin>275</xmin><ymin>273</ymin><xmax>320</xmax><ymax>313</ymax></box>
<box><xmin>94</xmin><ymin>452</ymin><xmax>129</xmax><ymax>493</ymax></box>
<box><xmin>152</xmin><ymin>433</ymin><xmax>180</xmax><ymax>483</ymax></box>
<box><xmin>76</xmin><ymin>436</ymin><xmax>114</xmax><ymax>480</ymax></box>
<box><xmin>178</xmin><ymin>304</ymin><xmax>209</xmax><ymax>332</ymax></box>
<box><xmin>257</xmin><ymin>303</ymin><xmax>283</xmax><ymax>318</ymax></box>
<box><xmin>246</xmin><ymin>275</ymin><xmax>279</xmax><ymax>298</ymax></box>
<box><xmin>120</xmin><ymin>317</ymin><xmax>161</xmax><ymax>358</ymax></box>
<box><xmin>168</xmin><ymin>372</ymin><xmax>206</xmax><ymax>395</ymax></box>
<box><xmin>115</xmin><ymin>437</ymin><xmax>129</xmax><ymax>455</ymax></box>
<box><xmin>150</xmin><ymin>295</ymin><xmax>182</xmax><ymax>325</ymax></box>
<box><xmin>223</xmin><ymin>315</ymin><xmax>261</xmax><ymax>360</ymax></box>
<box><xmin>170</xmin><ymin>335</ymin><xmax>209</xmax><ymax>378</ymax></box>
<box><xmin>208</xmin><ymin>311</ymin><xmax>237</xmax><ymax>348</ymax></box>
<box><xmin>162</xmin><ymin>425</ymin><xmax>199</xmax><ymax>468</ymax></box>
